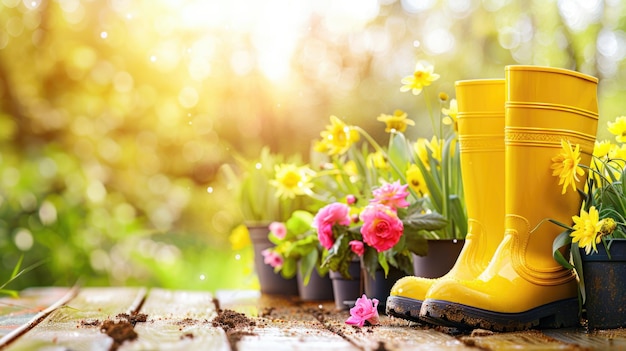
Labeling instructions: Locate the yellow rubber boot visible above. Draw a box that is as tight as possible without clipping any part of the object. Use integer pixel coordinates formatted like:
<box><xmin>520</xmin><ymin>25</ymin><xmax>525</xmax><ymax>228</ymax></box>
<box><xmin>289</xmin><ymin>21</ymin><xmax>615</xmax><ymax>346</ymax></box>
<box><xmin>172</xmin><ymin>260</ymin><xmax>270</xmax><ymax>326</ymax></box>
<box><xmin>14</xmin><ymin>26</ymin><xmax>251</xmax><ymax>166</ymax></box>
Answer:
<box><xmin>420</xmin><ymin>66</ymin><xmax>599</xmax><ymax>331</ymax></box>
<box><xmin>386</xmin><ymin>79</ymin><xmax>506</xmax><ymax>322</ymax></box>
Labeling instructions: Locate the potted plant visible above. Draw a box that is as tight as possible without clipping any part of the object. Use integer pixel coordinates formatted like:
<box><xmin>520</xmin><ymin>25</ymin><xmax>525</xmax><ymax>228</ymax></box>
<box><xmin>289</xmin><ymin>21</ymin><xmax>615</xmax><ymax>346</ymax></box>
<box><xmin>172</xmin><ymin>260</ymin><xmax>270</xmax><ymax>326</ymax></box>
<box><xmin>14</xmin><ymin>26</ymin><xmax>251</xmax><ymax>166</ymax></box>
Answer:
<box><xmin>552</xmin><ymin>116</ymin><xmax>626</xmax><ymax>330</ymax></box>
<box><xmin>262</xmin><ymin>210</ymin><xmax>333</xmax><ymax>301</ymax></box>
<box><xmin>309</xmin><ymin>104</ymin><xmax>454</xmax><ymax>308</ymax></box>
<box><xmin>224</xmin><ymin>147</ymin><xmax>314</xmax><ymax>296</ymax></box>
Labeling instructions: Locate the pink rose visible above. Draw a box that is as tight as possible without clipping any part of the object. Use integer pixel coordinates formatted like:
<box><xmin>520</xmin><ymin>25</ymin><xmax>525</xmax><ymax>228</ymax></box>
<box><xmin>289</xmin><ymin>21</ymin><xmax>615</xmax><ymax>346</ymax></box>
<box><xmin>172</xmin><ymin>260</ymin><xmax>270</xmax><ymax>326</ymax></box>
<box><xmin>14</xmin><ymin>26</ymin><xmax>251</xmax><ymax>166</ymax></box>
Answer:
<box><xmin>349</xmin><ymin>240</ymin><xmax>365</xmax><ymax>256</ymax></box>
<box><xmin>269</xmin><ymin>221</ymin><xmax>287</xmax><ymax>239</ymax></box>
<box><xmin>359</xmin><ymin>204</ymin><xmax>403</xmax><ymax>252</ymax></box>
<box><xmin>345</xmin><ymin>294</ymin><xmax>380</xmax><ymax>327</ymax></box>
<box><xmin>371</xmin><ymin>180</ymin><xmax>410</xmax><ymax>210</ymax></box>
<box><xmin>262</xmin><ymin>249</ymin><xmax>283</xmax><ymax>269</ymax></box>
<box><xmin>346</xmin><ymin>194</ymin><xmax>357</xmax><ymax>205</ymax></box>
<box><xmin>313</xmin><ymin>203</ymin><xmax>351</xmax><ymax>250</ymax></box>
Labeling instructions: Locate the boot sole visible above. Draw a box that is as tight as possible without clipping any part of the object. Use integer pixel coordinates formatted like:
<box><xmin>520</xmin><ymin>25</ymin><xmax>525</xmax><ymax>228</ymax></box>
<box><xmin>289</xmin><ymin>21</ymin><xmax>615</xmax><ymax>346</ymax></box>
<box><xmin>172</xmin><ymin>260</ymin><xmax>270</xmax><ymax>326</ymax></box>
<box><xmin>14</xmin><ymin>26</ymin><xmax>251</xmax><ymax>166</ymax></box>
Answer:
<box><xmin>420</xmin><ymin>298</ymin><xmax>580</xmax><ymax>332</ymax></box>
<box><xmin>385</xmin><ymin>295</ymin><xmax>423</xmax><ymax>323</ymax></box>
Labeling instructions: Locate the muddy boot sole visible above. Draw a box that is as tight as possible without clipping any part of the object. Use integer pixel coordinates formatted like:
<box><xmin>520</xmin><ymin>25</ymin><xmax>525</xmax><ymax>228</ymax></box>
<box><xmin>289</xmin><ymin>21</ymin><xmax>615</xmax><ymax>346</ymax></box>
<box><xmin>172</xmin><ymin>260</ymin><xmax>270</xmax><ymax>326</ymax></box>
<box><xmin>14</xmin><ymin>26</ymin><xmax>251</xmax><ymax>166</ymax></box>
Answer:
<box><xmin>420</xmin><ymin>298</ymin><xmax>580</xmax><ymax>332</ymax></box>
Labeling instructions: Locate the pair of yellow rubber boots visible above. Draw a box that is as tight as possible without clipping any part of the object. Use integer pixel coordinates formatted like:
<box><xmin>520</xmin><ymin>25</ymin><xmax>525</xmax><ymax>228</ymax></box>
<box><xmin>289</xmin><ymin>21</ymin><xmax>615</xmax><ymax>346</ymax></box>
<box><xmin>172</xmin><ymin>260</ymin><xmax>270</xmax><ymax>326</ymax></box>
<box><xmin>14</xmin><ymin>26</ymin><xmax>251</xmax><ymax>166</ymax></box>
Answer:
<box><xmin>386</xmin><ymin>65</ymin><xmax>599</xmax><ymax>331</ymax></box>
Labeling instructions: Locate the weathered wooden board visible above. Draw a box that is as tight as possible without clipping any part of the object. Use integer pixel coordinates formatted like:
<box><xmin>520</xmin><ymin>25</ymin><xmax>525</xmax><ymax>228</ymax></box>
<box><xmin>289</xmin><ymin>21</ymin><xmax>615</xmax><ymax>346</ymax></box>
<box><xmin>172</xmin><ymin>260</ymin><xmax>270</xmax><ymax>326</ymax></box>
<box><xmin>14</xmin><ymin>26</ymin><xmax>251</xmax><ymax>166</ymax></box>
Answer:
<box><xmin>3</xmin><ymin>287</ymin><xmax>146</xmax><ymax>351</ymax></box>
<box><xmin>120</xmin><ymin>288</ymin><xmax>229</xmax><ymax>351</ymax></box>
<box><xmin>0</xmin><ymin>287</ymin><xmax>76</xmax><ymax>345</ymax></box>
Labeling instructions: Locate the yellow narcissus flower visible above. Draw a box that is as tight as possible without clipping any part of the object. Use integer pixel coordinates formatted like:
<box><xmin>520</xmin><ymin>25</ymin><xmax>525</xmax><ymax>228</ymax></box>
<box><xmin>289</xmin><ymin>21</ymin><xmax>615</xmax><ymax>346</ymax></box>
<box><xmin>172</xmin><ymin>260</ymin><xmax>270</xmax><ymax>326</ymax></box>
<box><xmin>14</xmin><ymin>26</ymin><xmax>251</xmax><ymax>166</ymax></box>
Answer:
<box><xmin>551</xmin><ymin>139</ymin><xmax>584</xmax><ymax>194</ymax></box>
<box><xmin>607</xmin><ymin>116</ymin><xmax>626</xmax><ymax>143</ymax></box>
<box><xmin>571</xmin><ymin>206</ymin><xmax>603</xmax><ymax>255</ymax></box>
<box><xmin>400</xmin><ymin>63</ymin><xmax>440</xmax><ymax>96</ymax></box>
<box><xmin>426</xmin><ymin>135</ymin><xmax>443</xmax><ymax>163</ymax></box>
<box><xmin>376</xmin><ymin>109</ymin><xmax>415</xmax><ymax>133</ymax></box>
<box><xmin>367</xmin><ymin>150</ymin><xmax>389</xmax><ymax>170</ymax></box>
<box><xmin>442</xmin><ymin>99</ymin><xmax>458</xmax><ymax>130</ymax></box>
<box><xmin>317</xmin><ymin>115</ymin><xmax>360</xmax><ymax>156</ymax></box>
<box><xmin>270</xmin><ymin>163</ymin><xmax>315</xmax><ymax>199</ymax></box>
<box><xmin>593</xmin><ymin>140</ymin><xmax>611</xmax><ymax>159</ymax></box>
<box><xmin>406</xmin><ymin>163</ymin><xmax>428</xmax><ymax>196</ymax></box>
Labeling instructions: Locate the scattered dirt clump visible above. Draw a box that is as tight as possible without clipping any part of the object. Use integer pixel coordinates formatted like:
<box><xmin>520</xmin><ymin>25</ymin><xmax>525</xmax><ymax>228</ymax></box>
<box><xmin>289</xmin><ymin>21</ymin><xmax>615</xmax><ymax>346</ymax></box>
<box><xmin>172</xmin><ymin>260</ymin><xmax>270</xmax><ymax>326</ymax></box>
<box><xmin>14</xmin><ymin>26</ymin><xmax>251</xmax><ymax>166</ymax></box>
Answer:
<box><xmin>100</xmin><ymin>320</ymin><xmax>138</xmax><ymax>351</ymax></box>
<box><xmin>116</xmin><ymin>311</ymin><xmax>148</xmax><ymax>325</ymax></box>
<box><xmin>212</xmin><ymin>309</ymin><xmax>257</xmax><ymax>351</ymax></box>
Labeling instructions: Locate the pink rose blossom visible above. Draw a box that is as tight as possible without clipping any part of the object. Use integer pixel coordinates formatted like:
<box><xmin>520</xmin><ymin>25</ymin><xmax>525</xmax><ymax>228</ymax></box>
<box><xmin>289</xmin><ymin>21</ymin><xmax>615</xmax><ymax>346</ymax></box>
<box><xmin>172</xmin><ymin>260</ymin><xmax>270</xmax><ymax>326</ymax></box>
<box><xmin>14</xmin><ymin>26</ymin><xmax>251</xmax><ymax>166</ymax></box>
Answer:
<box><xmin>269</xmin><ymin>222</ymin><xmax>287</xmax><ymax>239</ymax></box>
<box><xmin>346</xmin><ymin>194</ymin><xmax>357</xmax><ymax>205</ymax></box>
<box><xmin>371</xmin><ymin>180</ymin><xmax>410</xmax><ymax>210</ymax></box>
<box><xmin>345</xmin><ymin>294</ymin><xmax>380</xmax><ymax>327</ymax></box>
<box><xmin>262</xmin><ymin>249</ymin><xmax>283</xmax><ymax>269</ymax></box>
<box><xmin>313</xmin><ymin>203</ymin><xmax>351</xmax><ymax>250</ymax></box>
<box><xmin>349</xmin><ymin>240</ymin><xmax>365</xmax><ymax>256</ymax></box>
<box><xmin>360</xmin><ymin>204</ymin><xmax>404</xmax><ymax>252</ymax></box>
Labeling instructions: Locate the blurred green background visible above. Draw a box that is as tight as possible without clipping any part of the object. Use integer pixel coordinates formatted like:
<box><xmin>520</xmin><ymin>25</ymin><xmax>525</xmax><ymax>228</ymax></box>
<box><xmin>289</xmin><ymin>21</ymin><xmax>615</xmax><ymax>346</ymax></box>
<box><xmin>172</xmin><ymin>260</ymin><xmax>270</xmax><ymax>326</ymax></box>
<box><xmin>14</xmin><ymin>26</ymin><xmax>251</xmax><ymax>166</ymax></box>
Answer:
<box><xmin>0</xmin><ymin>0</ymin><xmax>624</xmax><ymax>291</ymax></box>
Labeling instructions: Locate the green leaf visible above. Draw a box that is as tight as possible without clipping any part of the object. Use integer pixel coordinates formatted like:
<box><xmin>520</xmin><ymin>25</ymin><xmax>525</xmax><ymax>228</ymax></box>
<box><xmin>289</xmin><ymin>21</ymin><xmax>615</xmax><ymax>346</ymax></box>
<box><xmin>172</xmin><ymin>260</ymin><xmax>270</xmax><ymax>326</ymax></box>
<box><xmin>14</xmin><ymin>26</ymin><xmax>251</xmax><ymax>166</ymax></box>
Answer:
<box><xmin>404</xmin><ymin>233</ymin><xmax>428</xmax><ymax>256</ymax></box>
<box><xmin>552</xmin><ymin>230</ymin><xmax>574</xmax><ymax>270</ymax></box>
<box><xmin>362</xmin><ymin>246</ymin><xmax>378</xmax><ymax>279</ymax></box>
<box><xmin>571</xmin><ymin>243</ymin><xmax>586</xmax><ymax>305</ymax></box>
<box><xmin>387</xmin><ymin>132</ymin><xmax>411</xmax><ymax>180</ymax></box>
<box><xmin>280</xmin><ymin>257</ymin><xmax>297</xmax><ymax>279</ymax></box>
<box><xmin>299</xmin><ymin>249</ymin><xmax>318</xmax><ymax>286</ymax></box>
<box><xmin>403</xmin><ymin>211</ymin><xmax>448</xmax><ymax>231</ymax></box>
<box><xmin>378</xmin><ymin>251</ymin><xmax>389</xmax><ymax>278</ymax></box>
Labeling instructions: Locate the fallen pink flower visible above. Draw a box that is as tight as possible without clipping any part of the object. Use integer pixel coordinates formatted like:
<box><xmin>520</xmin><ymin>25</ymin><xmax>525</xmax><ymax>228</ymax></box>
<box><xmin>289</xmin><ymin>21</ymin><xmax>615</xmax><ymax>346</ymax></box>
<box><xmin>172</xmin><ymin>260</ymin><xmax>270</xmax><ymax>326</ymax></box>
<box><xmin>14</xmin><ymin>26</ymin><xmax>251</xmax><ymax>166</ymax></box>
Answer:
<box><xmin>345</xmin><ymin>294</ymin><xmax>380</xmax><ymax>327</ymax></box>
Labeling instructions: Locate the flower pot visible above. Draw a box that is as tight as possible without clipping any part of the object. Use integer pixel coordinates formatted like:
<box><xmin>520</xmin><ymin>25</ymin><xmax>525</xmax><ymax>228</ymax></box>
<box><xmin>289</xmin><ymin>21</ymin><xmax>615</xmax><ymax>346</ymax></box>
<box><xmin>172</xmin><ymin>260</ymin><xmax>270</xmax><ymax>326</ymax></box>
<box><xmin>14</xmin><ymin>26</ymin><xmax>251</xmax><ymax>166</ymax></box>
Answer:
<box><xmin>581</xmin><ymin>239</ymin><xmax>626</xmax><ymax>330</ymax></box>
<box><xmin>297</xmin><ymin>268</ymin><xmax>334</xmax><ymax>301</ymax></box>
<box><xmin>362</xmin><ymin>262</ymin><xmax>407</xmax><ymax>312</ymax></box>
<box><xmin>329</xmin><ymin>259</ymin><xmax>362</xmax><ymax>310</ymax></box>
<box><xmin>248</xmin><ymin>225</ymin><xmax>299</xmax><ymax>296</ymax></box>
<box><xmin>412</xmin><ymin>239</ymin><xmax>464</xmax><ymax>278</ymax></box>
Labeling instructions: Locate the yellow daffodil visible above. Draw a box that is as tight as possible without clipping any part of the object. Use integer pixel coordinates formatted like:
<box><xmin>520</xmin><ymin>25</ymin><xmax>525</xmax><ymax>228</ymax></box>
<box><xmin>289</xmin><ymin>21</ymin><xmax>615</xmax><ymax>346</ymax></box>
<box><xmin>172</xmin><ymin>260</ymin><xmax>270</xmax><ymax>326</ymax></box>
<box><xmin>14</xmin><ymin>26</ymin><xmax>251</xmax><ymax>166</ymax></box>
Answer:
<box><xmin>593</xmin><ymin>140</ymin><xmax>611</xmax><ymax>159</ymax></box>
<box><xmin>551</xmin><ymin>139</ymin><xmax>585</xmax><ymax>194</ymax></box>
<box><xmin>317</xmin><ymin>115</ymin><xmax>360</xmax><ymax>156</ymax></box>
<box><xmin>367</xmin><ymin>150</ymin><xmax>389</xmax><ymax>170</ymax></box>
<box><xmin>571</xmin><ymin>206</ymin><xmax>603</xmax><ymax>255</ymax></box>
<box><xmin>270</xmin><ymin>163</ymin><xmax>315</xmax><ymax>199</ymax></box>
<box><xmin>406</xmin><ymin>164</ymin><xmax>428</xmax><ymax>196</ymax></box>
<box><xmin>607</xmin><ymin>116</ymin><xmax>626</xmax><ymax>143</ymax></box>
<box><xmin>377</xmin><ymin>109</ymin><xmax>415</xmax><ymax>133</ymax></box>
<box><xmin>426</xmin><ymin>135</ymin><xmax>443</xmax><ymax>163</ymax></box>
<box><xmin>400</xmin><ymin>63</ymin><xmax>440</xmax><ymax>96</ymax></box>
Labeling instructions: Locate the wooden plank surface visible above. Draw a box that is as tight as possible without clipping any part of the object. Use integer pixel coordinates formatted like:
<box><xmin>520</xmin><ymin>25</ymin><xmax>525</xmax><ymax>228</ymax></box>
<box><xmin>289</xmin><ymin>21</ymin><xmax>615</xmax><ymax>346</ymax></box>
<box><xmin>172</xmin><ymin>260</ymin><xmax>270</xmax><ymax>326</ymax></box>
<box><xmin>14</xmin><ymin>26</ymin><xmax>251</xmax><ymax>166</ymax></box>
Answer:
<box><xmin>2</xmin><ymin>287</ymin><xmax>146</xmax><ymax>351</ymax></box>
<box><xmin>0</xmin><ymin>287</ymin><xmax>625</xmax><ymax>350</ymax></box>
<box><xmin>120</xmin><ymin>288</ymin><xmax>229</xmax><ymax>351</ymax></box>
<box><xmin>0</xmin><ymin>287</ymin><xmax>76</xmax><ymax>345</ymax></box>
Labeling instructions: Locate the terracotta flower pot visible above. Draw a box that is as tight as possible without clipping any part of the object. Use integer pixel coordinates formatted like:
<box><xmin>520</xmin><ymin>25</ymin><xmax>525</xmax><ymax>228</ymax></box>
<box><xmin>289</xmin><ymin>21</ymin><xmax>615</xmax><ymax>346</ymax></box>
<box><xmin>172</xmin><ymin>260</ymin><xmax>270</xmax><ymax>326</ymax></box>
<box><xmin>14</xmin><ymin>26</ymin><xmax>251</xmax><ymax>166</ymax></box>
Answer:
<box><xmin>412</xmin><ymin>239</ymin><xmax>464</xmax><ymax>278</ymax></box>
<box><xmin>248</xmin><ymin>225</ymin><xmax>299</xmax><ymax>296</ymax></box>
<box><xmin>581</xmin><ymin>239</ymin><xmax>626</xmax><ymax>330</ymax></box>
<box><xmin>329</xmin><ymin>259</ymin><xmax>362</xmax><ymax>310</ymax></box>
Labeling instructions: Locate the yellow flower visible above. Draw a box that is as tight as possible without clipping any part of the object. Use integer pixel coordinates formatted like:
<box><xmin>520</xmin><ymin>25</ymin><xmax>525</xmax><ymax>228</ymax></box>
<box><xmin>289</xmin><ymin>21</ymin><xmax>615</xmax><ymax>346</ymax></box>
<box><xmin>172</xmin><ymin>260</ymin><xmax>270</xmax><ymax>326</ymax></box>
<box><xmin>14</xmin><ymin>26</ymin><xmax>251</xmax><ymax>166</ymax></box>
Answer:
<box><xmin>426</xmin><ymin>136</ymin><xmax>443</xmax><ymax>163</ymax></box>
<box><xmin>367</xmin><ymin>150</ymin><xmax>389</xmax><ymax>170</ymax></box>
<box><xmin>400</xmin><ymin>63</ymin><xmax>440</xmax><ymax>96</ymax></box>
<box><xmin>406</xmin><ymin>164</ymin><xmax>428</xmax><ymax>196</ymax></box>
<box><xmin>607</xmin><ymin>116</ymin><xmax>626</xmax><ymax>143</ymax></box>
<box><xmin>229</xmin><ymin>224</ymin><xmax>251</xmax><ymax>251</ymax></box>
<box><xmin>551</xmin><ymin>139</ymin><xmax>584</xmax><ymax>194</ymax></box>
<box><xmin>317</xmin><ymin>115</ymin><xmax>360</xmax><ymax>156</ymax></box>
<box><xmin>442</xmin><ymin>99</ymin><xmax>458</xmax><ymax>130</ymax></box>
<box><xmin>270</xmin><ymin>163</ymin><xmax>315</xmax><ymax>199</ymax></box>
<box><xmin>593</xmin><ymin>140</ymin><xmax>611</xmax><ymax>159</ymax></box>
<box><xmin>609</xmin><ymin>143</ymin><xmax>626</xmax><ymax>160</ymax></box>
<box><xmin>570</xmin><ymin>206</ymin><xmax>603</xmax><ymax>255</ymax></box>
<box><xmin>376</xmin><ymin>109</ymin><xmax>415</xmax><ymax>133</ymax></box>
